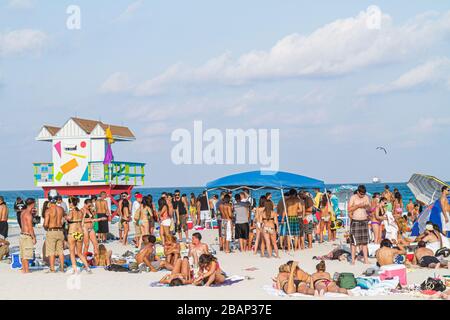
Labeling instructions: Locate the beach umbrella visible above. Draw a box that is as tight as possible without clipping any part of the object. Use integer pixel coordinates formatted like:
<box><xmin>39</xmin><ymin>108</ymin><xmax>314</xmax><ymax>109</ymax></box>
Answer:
<box><xmin>407</xmin><ymin>173</ymin><xmax>450</xmax><ymax>205</ymax></box>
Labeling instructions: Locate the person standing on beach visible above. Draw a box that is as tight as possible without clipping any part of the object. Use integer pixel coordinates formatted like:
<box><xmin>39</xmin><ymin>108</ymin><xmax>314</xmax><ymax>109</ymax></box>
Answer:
<box><xmin>19</xmin><ymin>198</ymin><xmax>37</xmax><ymax>274</ymax></box>
<box><xmin>281</xmin><ymin>189</ymin><xmax>302</xmax><ymax>251</ymax></box>
<box><xmin>132</xmin><ymin>193</ymin><xmax>143</xmax><ymax>248</ymax></box>
<box><xmin>219</xmin><ymin>194</ymin><xmax>233</xmax><ymax>253</ymax></box>
<box><xmin>440</xmin><ymin>186</ymin><xmax>450</xmax><ymax>237</ymax></box>
<box><xmin>197</xmin><ymin>191</ymin><xmax>210</xmax><ymax>228</ymax></box>
<box><xmin>348</xmin><ymin>185</ymin><xmax>371</xmax><ymax>265</ymax></box>
<box><xmin>95</xmin><ymin>192</ymin><xmax>111</xmax><ymax>243</ymax></box>
<box><xmin>44</xmin><ymin>192</ymin><xmax>66</xmax><ymax>273</ymax></box>
<box><xmin>174</xmin><ymin>193</ymin><xmax>189</xmax><ymax>241</ymax></box>
<box><xmin>14</xmin><ymin>197</ymin><xmax>26</xmax><ymax>229</ymax></box>
<box><xmin>0</xmin><ymin>196</ymin><xmax>8</xmax><ymax>240</ymax></box>
<box><xmin>234</xmin><ymin>193</ymin><xmax>250</xmax><ymax>252</ymax></box>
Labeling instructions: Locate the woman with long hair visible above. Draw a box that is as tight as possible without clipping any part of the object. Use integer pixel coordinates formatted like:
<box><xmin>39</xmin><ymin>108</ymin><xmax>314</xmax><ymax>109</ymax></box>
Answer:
<box><xmin>194</xmin><ymin>254</ymin><xmax>225</xmax><ymax>287</ymax></box>
<box><xmin>159</xmin><ymin>197</ymin><xmax>171</xmax><ymax>244</ymax></box>
<box><xmin>93</xmin><ymin>244</ymin><xmax>112</xmax><ymax>267</ymax></box>
<box><xmin>159</xmin><ymin>257</ymin><xmax>194</xmax><ymax>286</ymax></box>
<box><xmin>81</xmin><ymin>198</ymin><xmax>106</xmax><ymax>255</ymax></box>
<box><xmin>189</xmin><ymin>193</ymin><xmax>197</xmax><ymax>225</ymax></box>
<box><xmin>121</xmin><ymin>199</ymin><xmax>131</xmax><ymax>245</ymax></box>
<box><xmin>262</xmin><ymin>200</ymin><xmax>279</xmax><ymax>258</ymax></box>
<box><xmin>253</xmin><ymin>196</ymin><xmax>266</xmax><ymax>256</ymax></box>
<box><xmin>136</xmin><ymin>196</ymin><xmax>152</xmax><ymax>248</ymax></box>
<box><xmin>275</xmin><ymin>261</ymin><xmax>314</xmax><ymax>295</ymax></box>
<box><xmin>373</xmin><ymin>197</ymin><xmax>388</xmax><ymax>244</ymax></box>
<box><xmin>319</xmin><ymin>195</ymin><xmax>331</xmax><ymax>243</ymax></box>
<box><xmin>65</xmin><ymin>197</ymin><xmax>91</xmax><ymax>274</ymax></box>
<box><xmin>147</xmin><ymin>195</ymin><xmax>157</xmax><ymax>235</ymax></box>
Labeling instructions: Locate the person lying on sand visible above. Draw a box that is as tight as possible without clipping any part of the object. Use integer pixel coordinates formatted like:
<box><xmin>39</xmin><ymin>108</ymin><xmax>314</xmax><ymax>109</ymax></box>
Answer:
<box><xmin>275</xmin><ymin>261</ymin><xmax>314</xmax><ymax>296</ymax></box>
<box><xmin>135</xmin><ymin>235</ymin><xmax>168</xmax><ymax>272</ymax></box>
<box><xmin>311</xmin><ymin>261</ymin><xmax>351</xmax><ymax>296</ymax></box>
<box><xmin>159</xmin><ymin>257</ymin><xmax>194</xmax><ymax>286</ymax></box>
<box><xmin>313</xmin><ymin>246</ymin><xmax>351</xmax><ymax>262</ymax></box>
<box><xmin>413</xmin><ymin>241</ymin><xmax>449</xmax><ymax>269</ymax></box>
<box><xmin>193</xmin><ymin>254</ymin><xmax>225</xmax><ymax>287</ymax></box>
<box><xmin>375</xmin><ymin>239</ymin><xmax>406</xmax><ymax>267</ymax></box>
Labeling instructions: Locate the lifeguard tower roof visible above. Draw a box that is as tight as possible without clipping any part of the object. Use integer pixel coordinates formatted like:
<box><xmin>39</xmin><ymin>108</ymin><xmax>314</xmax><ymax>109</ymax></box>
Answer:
<box><xmin>36</xmin><ymin>117</ymin><xmax>135</xmax><ymax>141</ymax></box>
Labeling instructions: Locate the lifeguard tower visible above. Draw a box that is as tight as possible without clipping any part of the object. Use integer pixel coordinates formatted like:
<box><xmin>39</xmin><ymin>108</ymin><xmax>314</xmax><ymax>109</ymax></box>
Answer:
<box><xmin>33</xmin><ymin>117</ymin><xmax>145</xmax><ymax>209</ymax></box>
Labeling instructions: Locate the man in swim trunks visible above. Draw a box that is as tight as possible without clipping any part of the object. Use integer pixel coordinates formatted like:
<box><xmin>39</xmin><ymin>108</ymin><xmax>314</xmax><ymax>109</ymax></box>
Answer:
<box><xmin>132</xmin><ymin>192</ymin><xmax>143</xmax><ymax>247</ymax></box>
<box><xmin>0</xmin><ymin>196</ymin><xmax>8</xmax><ymax>240</ymax></box>
<box><xmin>44</xmin><ymin>191</ymin><xmax>66</xmax><ymax>273</ymax></box>
<box><xmin>440</xmin><ymin>186</ymin><xmax>450</xmax><ymax>237</ymax></box>
<box><xmin>281</xmin><ymin>189</ymin><xmax>302</xmax><ymax>251</ymax></box>
<box><xmin>174</xmin><ymin>193</ymin><xmax>189</xmax><ymax>241</ymax></box>
<box><xmin>20</xmin><ymin>198</ymin><xmax>37</xmax><ymax>274</ymax></box>
<box><xmin>234</xmin><ymin>193</ymin><xmax>251</xmax><ymax>252</ymax></box>
<box><xmin>375</xmin><ymin>239</ymin><xmax>406</xmax><ymax>267</ymax></box>
<box><xmin>95</xmin><ymin>192</ymin><xmax>111</xmax><ymax>243</ymax></box>
<box><xmin>188</xmin><ymin>232</ymin><xmax>209</xmax><ymax>268</ymax></box>
<box><xmin>414</xmin><ymin>241</ymin><xmax>449</xmax><ymax>269</ymax></box>
<box><xmin>348</xmin><ymin>185</ymin><xmax>371</xmax><ymax>265</ymax></box>
<box><xmin>197</xmin><ymin>191</ymin><xmax>211</xmax><ymax>228</ymax></box>
<box><xmin>219</xmin><ymin>194</ymin><xmax>233</xmax><ymax>253</ymax></box>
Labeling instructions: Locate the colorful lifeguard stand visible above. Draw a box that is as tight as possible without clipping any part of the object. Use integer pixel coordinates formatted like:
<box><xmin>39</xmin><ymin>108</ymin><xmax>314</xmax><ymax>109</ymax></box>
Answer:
<box><xmin>33</xmin><ymin>117</ymin><xmax>145</xmax><ymax>208</ymax></box>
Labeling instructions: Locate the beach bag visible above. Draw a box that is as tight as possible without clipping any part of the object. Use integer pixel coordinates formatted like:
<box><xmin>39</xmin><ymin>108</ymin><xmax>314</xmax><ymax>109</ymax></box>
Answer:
<box><xmin>435</xmin><ymin>247</ymin><xmax>450</xmax><ymax>258</ymax></box>
<box><xmin>337</xmin><ymin>273</ymin><xmax>357</xmax><ymax>289</ymax></box>
<box><xmin>420</xmin><ymin>278</ymin><xmax>446</xmax><ymax>292</ymax></box>
<box><xmin>356</xmin><ymin>277</ymin><xmax>376</xmax><ymax>290</ymax></box>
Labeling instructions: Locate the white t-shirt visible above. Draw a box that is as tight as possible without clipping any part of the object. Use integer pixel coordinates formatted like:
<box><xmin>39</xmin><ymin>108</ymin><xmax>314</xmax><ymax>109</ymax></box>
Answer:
<box><xmin>132</xmin><ymin>201</ymin><xmax>140</xmax><ymax>217</ymax></box>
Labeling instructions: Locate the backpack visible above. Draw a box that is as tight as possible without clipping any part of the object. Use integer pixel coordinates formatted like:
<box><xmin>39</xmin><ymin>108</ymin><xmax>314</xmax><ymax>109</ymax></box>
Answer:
<box><xmin>420</xmin><ymin>277</ymin><xmax>446</xmax><ymax>292</ymax></box>
<box><xmin>337</xmin><ymin>273</ymin><xmax>357</xmax><ymax>289</ymax></box>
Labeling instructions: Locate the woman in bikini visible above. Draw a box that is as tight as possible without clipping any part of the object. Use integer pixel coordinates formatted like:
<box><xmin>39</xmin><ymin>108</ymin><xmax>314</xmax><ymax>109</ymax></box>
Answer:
<box><xmin>275</xmin><ymin>261</ymin><xmax>314</xmax><ymax>296</ymax></box>
<box><xmin>147</xmin><ymin>195</ymin><xmax>157</xmax><ymax>235</ymax></box>
<box><xmin>121</xmin><ymin>199</ymin><xmax>131</xmax><ymax>245</ymax></box>
<box><xmin>65</xmin><ymin>197</ymin><xmax>92</xmax><ymax>274</ymax></box>
<box><xmin>81</xmin><ymin>198</ymin><xmax>106</xmax><ymax>255</ymax></box>
<box><xmin>136</xmin><ymin>196</ymin><xmax>152</xmax><ymax>248</ymax></box>
<box><xmin>189</xmin><ymin>194</ymin><xmax>197</xmax><ymax>224</ymax></box>
<box><xmin>253</xmin><ymin>196</ymin><xmax>266</xmax><ymax>256</ymax></box>
<box><xmin>311</xmin><ymin>260</ymin><xmax>350</xmax><ymax>296</ymax></box>
<box><xmin>159</xmin><ymin>197</ymin><xmax>171</xmax><ymax>244</ymax></box>
<box><xmin>163</xmin><ymin>234</ymin><xmax>180</xmax><ymax>270</ymax></box>
<box><xmin>159</xmin><ymin>257</ymin><xmax>194</xmax><ymax>286</ymax></box>
<box><xmin>319</xmin><ymin>195</ymin><xmax>331</xmax><ymax>243</ymax></box>
<box><xmin>93</xmin><ymin>244</ymin><xmax>112</xmax><ymax>267</ymax></box>
<box><xmin>194</xmin><ymin>254</ymin><xmax>226</xmax><ymax>287</ymax></box>
<box><xmin>262</xmin><ymin>200</ymin><xmax>279</xmax><ymax>258</ymax></box>
<box><xmin>373</xmin><ymin>197</ymin><xmax>388</xmax><ymax>244</ymax></box>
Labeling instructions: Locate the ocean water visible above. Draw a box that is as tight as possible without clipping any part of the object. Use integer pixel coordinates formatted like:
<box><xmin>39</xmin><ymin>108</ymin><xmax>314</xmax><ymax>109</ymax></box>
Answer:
<box><xmin>0</xmin><ymin>182</ymin><xmax>415</xmax><ymax>219</ymax></box>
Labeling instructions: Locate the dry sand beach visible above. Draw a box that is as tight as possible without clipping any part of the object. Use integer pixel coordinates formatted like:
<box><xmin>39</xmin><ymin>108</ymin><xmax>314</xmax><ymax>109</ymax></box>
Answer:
<box><xmin>0</xmin><ymin>223</ymin><xmax>447</xmax><ymax>300</ymax></box>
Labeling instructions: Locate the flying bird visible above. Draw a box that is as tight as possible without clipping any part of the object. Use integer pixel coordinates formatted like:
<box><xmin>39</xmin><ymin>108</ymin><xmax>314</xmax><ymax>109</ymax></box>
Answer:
<box><xmin>376</xmin><ymin>147</ymin><xmax>388</xmax><ymax>154</ymax></box>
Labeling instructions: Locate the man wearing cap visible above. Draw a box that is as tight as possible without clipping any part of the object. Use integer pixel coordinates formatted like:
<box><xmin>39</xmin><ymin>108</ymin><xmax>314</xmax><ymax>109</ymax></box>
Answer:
<box><xmin>0</xmin><ymin>196</ymin><xmax>8</xmax><ymax>240</ymax></box>
<box><xmin>44</xmin><ymin>190</ymin><xmax>66</xmax><ymax>272</ymax></box>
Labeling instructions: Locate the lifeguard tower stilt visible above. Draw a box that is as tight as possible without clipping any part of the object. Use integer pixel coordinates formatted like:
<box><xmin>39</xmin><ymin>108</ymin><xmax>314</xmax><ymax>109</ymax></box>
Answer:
<box><xmin>33</xmin><ymin>117</ymin><xmax>145</xmax><ymax>211</ymax></box>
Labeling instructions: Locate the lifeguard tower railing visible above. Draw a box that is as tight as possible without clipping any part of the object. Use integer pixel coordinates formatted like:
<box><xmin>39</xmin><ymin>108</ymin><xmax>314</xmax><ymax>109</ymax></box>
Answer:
<box><xmin>33</xmin><ymin>161</ymin><xmax>145</xmax><ymax>186</ymax></box>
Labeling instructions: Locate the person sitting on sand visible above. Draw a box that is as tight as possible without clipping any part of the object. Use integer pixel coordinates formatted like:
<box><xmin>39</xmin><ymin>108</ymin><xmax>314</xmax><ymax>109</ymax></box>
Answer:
<box><xmin>375</xmin><ymin>239</ymin><xmax>406</xmax><ymax>267</ymax></box>
<box><xmin>164</xmin><ymin>234</ymin><xmax>180</xmax><ymax>268</ymax></box>
<box><xmin>159</xmin><ymin>257</ymin><xmax>194</xmax><ymax>286</ymax></box>
<box><xmin>311</xmin><ymin>261</ymin><xmax>350</xmax><ymax>296</ymax></box>
<box><xmin>193</xmin><ymin>254</ymin><xmax>226</xmax><ymax>287</ymax></box>
<box><xmin>135</xmin><ymin>235</ymin><xmax>167</xmax><ymax>272</ymax></box>
<box><xmin>275</xmin><ymin>261</ymin><xmax>314</xmax><ymax>296</ymax></box>
<box><xmin>0</xmin><ymin>238</ymin><xmax>9</xmax><ymax>260</ymax></box>
<box><xmin>93</xmin><ymin>244</ymin><xmax>112</xmax><ymax>267</ymax></box>
<box><xmin>413</xmin><ymin>241</ymin><xmax>449</xmax><ymax>269</ymax></box>
<box><xmin>188</xmin><ymin>232</ymin><xmax>209</xmax><ymax>268</ymax></box>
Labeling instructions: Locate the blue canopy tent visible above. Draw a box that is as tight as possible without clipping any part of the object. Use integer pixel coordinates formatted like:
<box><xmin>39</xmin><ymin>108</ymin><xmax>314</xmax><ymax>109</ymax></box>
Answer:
<box><xmin>411</xmin><ymin>195</ymin><xmax>450</xmax><ymax>237</ymax></box>
<box><xmin>205</xmin><ymin>170</ymin><xmax>325</xmax><ymax>253</ymax></box>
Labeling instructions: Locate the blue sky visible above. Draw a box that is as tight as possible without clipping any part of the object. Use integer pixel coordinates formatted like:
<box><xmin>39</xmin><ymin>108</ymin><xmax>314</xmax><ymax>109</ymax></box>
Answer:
<box><xmin>1</xmin><ymin>0</ymin><xmax>450</xmax><ymax>190</ymax></box>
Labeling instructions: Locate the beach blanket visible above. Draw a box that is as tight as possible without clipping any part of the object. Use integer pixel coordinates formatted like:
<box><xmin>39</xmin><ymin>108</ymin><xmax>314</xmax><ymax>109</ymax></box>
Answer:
<box><xmin>262</xmin><ymin>285</ymin><xmax>348</xmax><ymax>298</ymax></box>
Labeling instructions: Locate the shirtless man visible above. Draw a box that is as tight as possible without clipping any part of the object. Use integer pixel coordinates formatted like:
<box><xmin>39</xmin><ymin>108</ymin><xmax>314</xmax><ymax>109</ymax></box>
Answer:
<box><xmin>44</xmin><ymin>191</ymin><xmax>66</xmax><ymax>273</ymax></box>
<box><xmin>0</xmin><ymin>196</ymin><xmax>8</xmax><ymax>240</ymax></box>
<box><xmin>440</xmin><ymin>186</ymin><xmax>450</xmax><ymax>237</ymax></box>
<box><xmin>0</xmin><ymin>238</ymin><xmax>10</xmax><ymax>260</ymax></box>
<box><xmin>95</xmin><ymin>192</ymin><xmax>111</xmax><ymax>243</ymax></box>
<box><xmin>375</xmin><ymin>239</ymin><xmax>406</xmax><ymax>267</ymax></box>
<box><xmin>414</xmin><ymin>241</ymin><xmax>448</xmax><ymax>269</ymax></box>
<box><xmin>219</xmin><ymin>195</ymin><xmax>233</xmax><ymax>253</ymax></box>
<box><xmin>282</xmin><ymin>189</ymin><xmax>302</xmax><ymax>251</ymax></box>
<box><xmin>135</xmin><ymin>235</ymin><xmax>167</xmax><ymax>272</ymax></box>
<box><xmin>406</xmin><ymin>199</ymin><xmax>415</xmax><ymax>216</ymax></box>
<box><xmin>19</xmin><ymin>198</ymin><xmax>37</xmax><ymax>274</ymax></box>
<box><xmin>188</xmin><ymin>232</ymin><xmax>209</xmax><ymax>268</ymax></box>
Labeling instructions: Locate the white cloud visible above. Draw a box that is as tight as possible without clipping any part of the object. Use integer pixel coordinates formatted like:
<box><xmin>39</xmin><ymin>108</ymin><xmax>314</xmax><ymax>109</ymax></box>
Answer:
<box><xmin>414</xmin><ymin>117</ymin><xmax>450</xmax><ymax>134</ymax></box>
<box><xmin>359</xmin><ymin>57</ymin><xmax>450</xmax><ymax>95</ymax></box>
<box><xmin>132</xmin><ymin>7</ymin><xmax>450</xmax><ymax>96</ymax></box>
<box><xmin>117</xmin><ymin>0</ymin><xmax>144</xmax><ymax>21</ymax></box>
<box><xmin>0</xmin><ymin>29</ymin><xmax>48</xmax><ymax>57</ymax></box>
<box><xmin>8</xmin><ymin>0</ymin><xmax>34</xmax><ymax>9</ymax></box>
<box><xmin>99</xmin><ymin>72</ymin><xmax>133</xmax><ymax>93</ymax></box>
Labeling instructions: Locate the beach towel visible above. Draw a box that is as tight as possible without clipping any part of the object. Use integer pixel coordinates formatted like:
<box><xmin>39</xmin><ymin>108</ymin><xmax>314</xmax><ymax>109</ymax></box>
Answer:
<box><xmin>149</xmin><ymin>275</ymin><xmax>245</xmax><ymax>288</ymax></box>
<box><xmin>262</xmin><ymin>285</ymin><xmax>348</xmax><ymax>298</ymax></box>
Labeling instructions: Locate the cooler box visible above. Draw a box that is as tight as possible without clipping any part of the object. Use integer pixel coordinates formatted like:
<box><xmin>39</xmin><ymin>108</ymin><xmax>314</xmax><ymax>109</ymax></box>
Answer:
<box><xmin>367</xmin><ymin>243</ymin><xmax>379</xmax><ymax>258</ymax></box>
<box><xmin>211</xmin><ymin>219</ymin><xmax>219</xmax><ymax>230</ymax></box>
<box><xmin>406</xmin><ymin>253</ymin><xmax>414</xmax><ymax>262</ymax></box>
<box><xmin>187</xmin><ymin>220</ymin><xmax>194</xmax><ymax>230</ymax></box>
<box><xmin>379</xmin><ymin>264</ymin><xmax>407</xmax><ymax>286</ymax></box>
